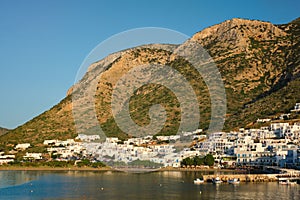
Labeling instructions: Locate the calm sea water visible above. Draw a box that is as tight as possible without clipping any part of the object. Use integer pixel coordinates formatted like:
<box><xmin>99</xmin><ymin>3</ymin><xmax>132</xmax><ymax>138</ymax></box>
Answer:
<box><xmin>0</xmin><ymin>170</ymin><xmax>299</xmax><ymax>200</ymax></box>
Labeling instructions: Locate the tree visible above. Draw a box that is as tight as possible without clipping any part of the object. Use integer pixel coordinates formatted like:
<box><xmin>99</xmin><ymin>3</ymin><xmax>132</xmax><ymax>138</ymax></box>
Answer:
<box><xmin>194</xmin><ymin>156</ymin><xmax>204</xmax><ymax>166</ymax></box>
<box><xmin>91</xmin><ymin>161</ymin><xmax>105</xmax><ymax>168</ymax></box>
<box><xmin>51</xmin><ymin>153</ymin><xmax>60</xmax><ymax>159</ymax></box>
<box><xmin>204</xmin><ymin>154</ymin><xmax>214</xmax><ymax>166</ymax></box>
<box><xmin>77</xmin><ymin>159</ymin><xmax>90</xmax><ymax>167</ymax></box>
<box><xmin>181</xmin><ymin>157</ymin><xmax>194</xmax><ymax>167</ymax></box>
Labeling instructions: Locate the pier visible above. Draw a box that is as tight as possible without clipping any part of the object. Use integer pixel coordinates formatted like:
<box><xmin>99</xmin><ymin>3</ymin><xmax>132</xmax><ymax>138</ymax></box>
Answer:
<box><xmin>203</xmin><ymin>173</ymin><xmax>300</xmax><ymax>183</ymax></box>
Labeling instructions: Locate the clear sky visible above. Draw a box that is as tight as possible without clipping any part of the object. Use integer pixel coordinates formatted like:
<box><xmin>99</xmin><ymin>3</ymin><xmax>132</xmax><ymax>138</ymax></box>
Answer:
<box><xmin>0</xmin><ymin>0</ymin><xmax>299</xmax><ymax>129</ymax></box>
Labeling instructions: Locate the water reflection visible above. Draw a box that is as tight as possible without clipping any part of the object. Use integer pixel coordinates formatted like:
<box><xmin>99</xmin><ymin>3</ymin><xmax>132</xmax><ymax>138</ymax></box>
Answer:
<box><xmin>0</xmin><ymin>171</ymin><xmax>45</xmax><ymax>189</ymax></box>
<box><xmin>0</xmin><ymin>171</ymin><xmax>299</xmax><ymax>200</ymax></box>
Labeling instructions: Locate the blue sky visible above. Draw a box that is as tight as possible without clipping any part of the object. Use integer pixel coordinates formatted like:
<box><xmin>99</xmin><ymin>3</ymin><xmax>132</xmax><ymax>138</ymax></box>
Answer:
<box><xmin>0</xmin><ymin>0</ymin><xmax>299</xmax><ymax>129</ymax></box>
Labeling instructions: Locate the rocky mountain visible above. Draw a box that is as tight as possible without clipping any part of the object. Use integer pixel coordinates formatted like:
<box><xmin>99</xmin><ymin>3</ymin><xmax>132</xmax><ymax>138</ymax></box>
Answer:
<box><xmin>1</xmin><ymin>17</ymin><xmax>299</xmax><ymax>152</ymax></box>
<box><xmin>0</xmin><ymin>127</ymin><xmax>9</xmax><ymax>136</ymax></box>
<box><xmin>191</xmin><ymin>18</ymin><xmax>300</xmax><ymax>129</ymax></box>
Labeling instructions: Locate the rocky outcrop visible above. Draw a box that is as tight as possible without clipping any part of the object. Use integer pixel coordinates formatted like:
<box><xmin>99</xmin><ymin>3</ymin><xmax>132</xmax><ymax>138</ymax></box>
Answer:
<box><xmin>0</xmin><ymin>127</ymin><xmax>9</xmax><ymax>136</ymax></box>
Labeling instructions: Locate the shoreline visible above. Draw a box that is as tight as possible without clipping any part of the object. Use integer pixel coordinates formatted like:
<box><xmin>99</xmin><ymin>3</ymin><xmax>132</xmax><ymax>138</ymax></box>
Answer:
<box><xmin>0</xmin><ymin>166</ymin><xmax>113</xmax><ymax>171</ymax></box>
<box><xmin>159</xmin><ymin>166</ymin><xmax>239</xmax><ymax>172</ymax></box>
<box><xmin>0</xmin><ymin>166</ymin><xmax>239</xmax><ymax>173</ymax></box>
<box><xmin>2</xmin><ymin>166</ymin><xmax>297</xmax><ymax>183</ymax></box>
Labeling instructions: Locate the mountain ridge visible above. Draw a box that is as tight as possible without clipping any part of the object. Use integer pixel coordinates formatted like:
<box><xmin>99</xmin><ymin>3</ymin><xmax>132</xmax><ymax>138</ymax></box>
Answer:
<box><xmin>0</xmin><ymin>127</ymin><xmax>9</xmax><ymax>136</ymax></box>
<box><xmin>1</xmin><ymin>17</ymin><xmax>300</xmax><ymax>152</ymax></box>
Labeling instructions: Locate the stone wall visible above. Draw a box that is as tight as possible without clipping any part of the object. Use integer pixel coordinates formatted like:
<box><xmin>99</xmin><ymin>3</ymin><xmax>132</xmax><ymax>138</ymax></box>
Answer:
<box><xmin>203</xmin><ymin>174</ymin><xmax>280</xmax><ymax>182</ymax></box>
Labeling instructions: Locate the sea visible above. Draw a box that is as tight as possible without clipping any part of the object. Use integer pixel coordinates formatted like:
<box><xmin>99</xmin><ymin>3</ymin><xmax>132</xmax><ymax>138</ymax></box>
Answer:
<box><xmin>0</xmin><ymin>170</ymin><xmax>299</xmax><ymax>200</ymax></box>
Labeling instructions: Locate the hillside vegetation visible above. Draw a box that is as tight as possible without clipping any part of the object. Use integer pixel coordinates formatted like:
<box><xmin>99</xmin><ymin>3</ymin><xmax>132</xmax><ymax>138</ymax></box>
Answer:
<box><xmin>0</xmin><ymin>17</ymin><xmax>299</xmax><ymax>152</ymax></box>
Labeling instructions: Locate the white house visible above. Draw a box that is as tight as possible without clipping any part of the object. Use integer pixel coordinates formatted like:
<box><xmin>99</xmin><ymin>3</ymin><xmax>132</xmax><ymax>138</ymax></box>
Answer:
<box><xmin>76</xmin><ymin>134</ymin><xmax>100</xmax><ymax>142</ymax></box>
<box><xmin>15</xmin><ymin>143</ymin><xmax>31</xmax><ymax>150</ymax></box>
<box><xmin>0</xmin><ymin>154</ymin><xmax>15</xmax><ymax>165</ymax></box>
<box><xmin>270</xmin><ymin>123</ymin><xmax>289</xmax><ymax>137</ymax></box>
<box><xmin>0</xmin><ymin>159</ymin><xmax>14</xmax><ymax>165</ymax></box>
<box><xmin>43</xmin><ymin>140</ymin><xmax>58</xmax><ymax>145</ymax></box>
<box><xmin>291</xmin><ymin>103</ymin><xmax>300</xmax><ymax>112</ymax></box>
<box><xmin>23</xmin><ymin>153</ymin><xmax>42</xmax><ymax>160</ymax></box>
<box><xmin>257</xmin><ymin>118</ymin><xmax>271</xmax><ymax>123</ymax></box>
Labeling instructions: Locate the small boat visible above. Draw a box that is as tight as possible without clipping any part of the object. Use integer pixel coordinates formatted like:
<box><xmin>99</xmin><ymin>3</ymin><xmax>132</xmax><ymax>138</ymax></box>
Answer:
<box><xmin>194</xmin><ymin>178</ymin><xmax>204</xmax><ymax>184</ymax></box>
<box><xmin>279</xmin><ymin>180</ymin><xmax>297</xmax><ymax>185</ymax></box>
<box><xmin>212</xmin><ymin>177</ymin><xmax>223</xmax><ymax>184</ymax></box>
<box><xmin>228</xmin><ymin>178</ymin><xmax>240</xmax><ymax>184</ymax></box>
<box><xmin>289</xmin><ymin>181</ymin><xmax>297</xmax><ymax>185</ymax></box>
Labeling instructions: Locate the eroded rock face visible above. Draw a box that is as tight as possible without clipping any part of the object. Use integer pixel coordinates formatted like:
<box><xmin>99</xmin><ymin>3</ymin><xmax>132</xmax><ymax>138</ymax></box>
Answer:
<box><xmin>193</xmin><ymin>18</ymin><xmax>287</xmax><ymax>52</ymax></box>
<box><xmin>190</xmin><ymin>18</ymin><xmax>293</xmax><ymax>96</ymax></box>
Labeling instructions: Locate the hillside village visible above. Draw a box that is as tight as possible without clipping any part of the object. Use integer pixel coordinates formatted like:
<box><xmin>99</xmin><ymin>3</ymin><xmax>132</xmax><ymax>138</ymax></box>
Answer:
<box><xmin>1</xmin><ymin>103</ymin><xmax>300</xmax><ymax>170</ymax></box>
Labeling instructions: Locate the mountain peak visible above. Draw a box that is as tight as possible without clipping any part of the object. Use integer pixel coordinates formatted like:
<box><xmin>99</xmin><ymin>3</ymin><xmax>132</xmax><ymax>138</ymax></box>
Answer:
<box><xmin>192</xmin><ymin>18</ymin><xmax>287</xmax><ymax>48</ymax></box>
<box><xmin>190</xmin><ymin>18</ymin><xmax>288</xmax><ymax>62</ymax></box>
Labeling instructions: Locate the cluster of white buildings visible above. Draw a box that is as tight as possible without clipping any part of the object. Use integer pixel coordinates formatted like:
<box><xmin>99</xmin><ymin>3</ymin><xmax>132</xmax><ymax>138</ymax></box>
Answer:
<box><xmin>195</xmin><ymin>121</ymin><xmax>300</xmax><ymax>168</ymax></box>
<box><xmin>1</xmin><ymin>103</ymin><xmax>299</xmax><ymax>169</ymax></box>
<box><xmin>1</xmin><ymin>133</ymin><xmax>199</xmax><ymax>167</ymax></box>
<box><xmin>78</xmin><ymin>120</ymin><xmax>298</xmax><ymax>169</ymax></box>
<box><xmin>82</xmin><ymin>135</ymin><xmax>200</xmax><ymax>168</ymax></box>
<box><xmin>2</xmin><ymin>121</ymin><xmax>299</xmax><ymax>168</ymax></box>
<box><xmin>44</xmin><ymin>139</ymin><xmax>84</xmax><ymax>160</ymax></box>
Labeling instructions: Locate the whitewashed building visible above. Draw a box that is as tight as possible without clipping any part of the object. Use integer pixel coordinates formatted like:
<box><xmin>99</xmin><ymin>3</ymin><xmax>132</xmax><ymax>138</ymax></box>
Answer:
<box><xmin>23</xmin><ymin>153</ymin><xmax>42</xmax><ymax>160</ymax></box>
<box><xmin>15</xmin><ymin>143</ymin><xmax>31</xmax><ymax>150</ymax></box>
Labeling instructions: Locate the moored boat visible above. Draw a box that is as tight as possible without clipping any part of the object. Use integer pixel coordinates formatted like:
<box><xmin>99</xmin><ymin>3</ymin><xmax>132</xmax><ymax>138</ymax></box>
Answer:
<box><xmin>279</xmin><ymin>180</ymin><xmax>297</xmax><ymax>185</ymax></box>
<box><xmin>212</xmin><ymin>177</ymin><xmax>223</xmax><ymax>184</ymax></box>
<box><xmin>228</xmin><ymin>178</ymin><xmax>240</xmax><ymax>184</ymax></box>
<box><xmin>194</xmin><ymin>178</ymin><xmax>204</xmax><ymax>184</ymax></box>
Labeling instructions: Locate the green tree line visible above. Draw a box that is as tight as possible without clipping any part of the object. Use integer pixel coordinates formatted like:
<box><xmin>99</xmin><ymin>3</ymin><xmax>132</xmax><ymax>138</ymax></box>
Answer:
<box><xmin>181</xmin><ymin>154</ymin><xmax>214</xmax><ymax>167</ymax></box>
